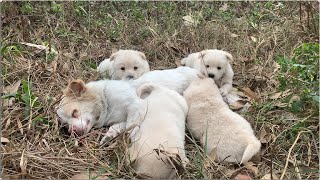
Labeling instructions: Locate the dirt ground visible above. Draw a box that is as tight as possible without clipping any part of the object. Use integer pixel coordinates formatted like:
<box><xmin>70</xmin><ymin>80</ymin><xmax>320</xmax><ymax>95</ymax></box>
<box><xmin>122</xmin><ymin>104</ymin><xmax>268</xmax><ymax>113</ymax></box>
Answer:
<box><xmin>1</xmin><ymin>1</ymin><xmax>319</xmax><ymax>179</ymax></box>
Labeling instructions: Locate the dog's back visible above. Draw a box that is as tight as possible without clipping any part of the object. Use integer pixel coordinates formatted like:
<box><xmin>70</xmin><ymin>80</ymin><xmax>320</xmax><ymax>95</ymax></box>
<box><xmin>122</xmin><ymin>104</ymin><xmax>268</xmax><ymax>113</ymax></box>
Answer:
<box><xmin>129</xmin><ymin>83</ymin><xmax>188</xmax><ymax>178</ymax></box>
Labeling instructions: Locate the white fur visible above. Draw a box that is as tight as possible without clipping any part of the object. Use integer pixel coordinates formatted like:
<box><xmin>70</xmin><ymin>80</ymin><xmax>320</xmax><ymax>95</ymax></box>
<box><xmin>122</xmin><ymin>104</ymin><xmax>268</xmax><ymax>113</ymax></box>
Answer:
<box><xmin>183</xmin><ymin>77</ymin><xmax>261</xmax><ymax>164</ymax></box>
<box><xmin>129</xmin><ymin>83</ymin><xmax>188</xmax><ymax>178</ymax></box>
<box><xmin>181</xmin><ymin>49</ymin><xmax>234</xmax><ymax>96</ymax></box>
<box><xmin>97</xmin><ymin>50</ymin><xmax>150</xmax><ymax>80</ymax></box>
<box><xmin>56</xmin><ymin>80</ymin><xmax>143</xmax><ymax>141</ymax></box>
<box><xmin>131</xmin><ymin>66</ymin><xmax>200</xmax><ymax>94</ymax></box>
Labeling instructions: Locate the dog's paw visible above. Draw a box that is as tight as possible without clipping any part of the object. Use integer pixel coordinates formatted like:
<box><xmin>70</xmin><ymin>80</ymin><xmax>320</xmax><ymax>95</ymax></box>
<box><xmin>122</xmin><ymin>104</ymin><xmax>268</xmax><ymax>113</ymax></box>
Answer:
<box><xmin>100</xmin><ymin>128</ymin><xmax>120</xmax><ymax>145</ymax></box>
<box><xmin>219</xmin><ymin>88</ymin><xmax>228</xmax><ymax>97</ymax></box>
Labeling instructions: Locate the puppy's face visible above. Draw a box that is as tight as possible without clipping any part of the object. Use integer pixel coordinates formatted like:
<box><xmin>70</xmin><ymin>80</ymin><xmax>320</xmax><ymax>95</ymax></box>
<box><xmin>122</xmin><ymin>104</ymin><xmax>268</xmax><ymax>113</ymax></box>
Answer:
<box><xmin>111</xmin><ymin>50</ymin><xmax>150</xmax><ymax>80</ymax></box>
<box><xmin>200</xmin><ymin>50</ymin><xmax>232</xmax><ymax>82</ymax></box>
<box><xmin>56</xmin><ymin>80</ymin><xmax>100</xmax><ymax>135</ymax></box>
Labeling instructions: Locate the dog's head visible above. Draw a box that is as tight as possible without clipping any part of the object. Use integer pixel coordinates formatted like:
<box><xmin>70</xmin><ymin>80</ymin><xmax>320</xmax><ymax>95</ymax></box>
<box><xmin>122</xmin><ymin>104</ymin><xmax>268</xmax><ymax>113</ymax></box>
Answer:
<box><xmin>110</xmin><ymin>50</ymin><xmax>150</xmax><ymax>80</ymax></box>
<box><xmin>56</xmin><ymin>79</ymin><xmax>101</xmax><ymax>135</ymax></box>
<box><xmin>199</xmin><ymin>49</ymin><xmax>233</xmax><ymax>82</ymax></box>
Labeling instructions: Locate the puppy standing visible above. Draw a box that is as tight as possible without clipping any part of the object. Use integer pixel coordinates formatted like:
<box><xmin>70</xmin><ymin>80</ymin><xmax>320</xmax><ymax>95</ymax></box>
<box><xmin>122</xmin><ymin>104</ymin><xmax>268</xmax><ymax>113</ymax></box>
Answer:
<box><xmin>181</xmin><ymin>49</ymin><xmax>234</xmax><ymax>96</ymax></box>
<box><xmin>129</xmin><ymin>83</ymin><xmax>188</xmax><ymax>178</ymax></box>
<box><xmin>183</xmin><ymin>76</ymin><xmax>260</xmax><ymax>164</ymax></box>
<box><xmin>97</xmin><ymin>49</ymin><xmax>150</xmax><ymax>80</ymax></box>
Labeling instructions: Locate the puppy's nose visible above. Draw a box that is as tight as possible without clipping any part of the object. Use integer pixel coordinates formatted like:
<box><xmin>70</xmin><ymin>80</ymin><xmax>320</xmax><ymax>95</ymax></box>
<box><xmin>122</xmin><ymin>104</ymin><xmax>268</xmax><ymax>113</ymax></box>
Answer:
<box><xmin>208</xmin><ymin>74</ymin><xmax>215</xmax><ymax>79</ymax></box>
<box><xmin>126</xmin><ymin>75</ymin><xmax>134</xmax><ymax>80</ymax></box>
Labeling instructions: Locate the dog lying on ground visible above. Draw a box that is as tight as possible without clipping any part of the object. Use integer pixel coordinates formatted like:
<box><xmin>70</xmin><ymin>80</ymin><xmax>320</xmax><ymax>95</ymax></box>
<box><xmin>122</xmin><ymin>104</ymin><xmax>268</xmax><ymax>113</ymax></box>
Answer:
<box><xmin>181</xmin><ymin>49</ymin><xmax>234</xmax><ymax>96</ymax></box>
<box><xmin>129</xmin><ymin>83</ymin><xmax>188</xmax><ymax>179</ymax></box>
<box><xmin>97</xmin><ymin>49</ymin><xmax>150</xmax><ymax>80</ymax></box>
<box><xmin>56</xmin><ymin>67</ymin><xmax>199</xmax><ymax>141</ymax></box>
<box><xmin>183</xmin><ymin>75</ymin><xmax>261</xmax><ymax>164</ymax></box>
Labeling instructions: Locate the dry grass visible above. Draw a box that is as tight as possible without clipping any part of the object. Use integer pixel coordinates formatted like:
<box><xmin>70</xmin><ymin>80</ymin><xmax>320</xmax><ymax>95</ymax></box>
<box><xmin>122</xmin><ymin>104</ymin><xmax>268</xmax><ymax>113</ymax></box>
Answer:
<box><xmin>1</xmin><ymin>1</ymin><xmax>319</xmax><ymax>179</ymax></box>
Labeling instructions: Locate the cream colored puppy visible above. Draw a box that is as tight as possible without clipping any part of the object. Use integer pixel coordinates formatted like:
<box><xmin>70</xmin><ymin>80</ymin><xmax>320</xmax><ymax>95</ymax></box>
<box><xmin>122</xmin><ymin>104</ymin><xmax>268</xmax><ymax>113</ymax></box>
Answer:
<box><xmin>183</xmin><ymin>76</ymin><xmax>260</xmax><ymax>164</ymax></box>
<box><xmin>97</xmin><ymin>49</ymin><xmax>150</xmax><ymax>80</ymax></box>
<box><xmin>129</xmin><ymin>83</ymin><xmax>188</xmax><ymax>178</ymax></box>
<box><xmin>181</xmin><ymin>49</ymin><xmax>234</xmax><ymax>96</ymax></box>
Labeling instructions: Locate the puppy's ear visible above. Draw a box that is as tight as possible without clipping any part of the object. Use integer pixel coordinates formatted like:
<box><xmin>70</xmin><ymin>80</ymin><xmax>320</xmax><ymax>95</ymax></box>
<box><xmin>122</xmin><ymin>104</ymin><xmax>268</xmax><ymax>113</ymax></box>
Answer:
<box><xmin>225</xmin><ymin>51</ymin><xmax>233</xmax><ymax>62</ymax></box>
<box><xmin>137</xmin><ymin>83</ymin><xmax>154</xmax><ymax>99</ymax></box>
<box><xmin>199</xmin><ymin>50</ymin><xmax>207</xmax><ymax>60</ymax></box>
<box><xmin>109</xmin><ymin>52</ymin><xmax>118</xmax><ymax>61</ymax></box>
<box><xmin>197</xmin><ymin>73</ymin><xmax>206</xmax><ymax>79</ymax></box>
<box><xmin>64</xmin><ymin>79</ymin><xmax>86</xmax><ymax>97</ymax></box>
<box><xmin>138</xmin><ymin>52</ymin><xmax>147</xmax><ymax>61</ymax></box>
<box><xmin>175</xmin><ymin>58</ymin><xmax>183</xmax><ymax>67</ymax></box>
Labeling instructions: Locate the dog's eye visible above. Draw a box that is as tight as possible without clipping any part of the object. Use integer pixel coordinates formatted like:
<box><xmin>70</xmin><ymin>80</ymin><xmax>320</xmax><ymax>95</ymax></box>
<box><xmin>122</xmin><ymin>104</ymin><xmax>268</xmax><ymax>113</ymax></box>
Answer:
<box><xmin>206</xmin><ymin>65</ymin><xmax>209</xmax><ymax>68</ymax></box>
<box><xmin>134</xmin><ymin>66</ymin><xmax>138</xmax><ymax>70</ymax></box>
<box><xmin>217</xmin><ymin>66</ymin><xmax>221</xmax><ymax>70</ymax></box>
<box><xmin>120</xmin><ymin>67</ymin><xmax>125</xmax><ymax>71</ymax></box>
<box><xmin>72</xmin><ymin>109</ymin><xmax>79</xmax><ymax>118</ymax></box>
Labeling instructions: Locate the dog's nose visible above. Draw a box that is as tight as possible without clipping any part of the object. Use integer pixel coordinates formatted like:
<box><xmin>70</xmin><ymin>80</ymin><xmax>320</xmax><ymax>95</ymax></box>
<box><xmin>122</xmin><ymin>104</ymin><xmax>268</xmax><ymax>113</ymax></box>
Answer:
<box><xmin>127</xmin><ymin>75</ymin><xmax>134</xmax><ymax>80</ymax></box>
<box><xmin>208</xmin><ymin>74</ymin><xmax>215</xmax><ymax>79</ymax></box>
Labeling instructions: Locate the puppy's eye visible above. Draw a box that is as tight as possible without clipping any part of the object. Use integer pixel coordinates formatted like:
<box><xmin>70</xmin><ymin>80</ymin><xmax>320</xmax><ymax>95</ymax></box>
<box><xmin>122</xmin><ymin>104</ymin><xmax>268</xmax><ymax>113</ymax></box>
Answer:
<box><xmin>206</xmin><ymin>65</ymin><xmax>209</xmax><ymax>68</ymax></box>
<box><xmin>134</xmin><ymin>66</ymin><xmax>138</xmax><ymax>70</ymax></box>
<box><xmin>72</xmin><ymin>109</ymin><xmax>79</xmax><ymax>118</ymax></box>
<box><xmin>217</xmin><ymin>66</ymin><xmax>221</xmax><ymax>70</ymax></box>
<box><xmin>120</xmin><ymin>67</ymin><xmax>125</xmax><ymax>71</ymax></box>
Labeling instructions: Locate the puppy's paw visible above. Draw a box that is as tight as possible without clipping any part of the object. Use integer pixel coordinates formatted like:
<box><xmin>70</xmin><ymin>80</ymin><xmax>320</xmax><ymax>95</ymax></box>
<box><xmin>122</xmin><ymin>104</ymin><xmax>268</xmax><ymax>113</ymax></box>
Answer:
<box><xmin>100</xmin><ymin>128</ymin><xmax>120</xmax><ymax>145</ymax></box>
<box><xmin>219</xmin><ymin>88</ymin><xmax>229</xmax><ymax>97</ymax></box>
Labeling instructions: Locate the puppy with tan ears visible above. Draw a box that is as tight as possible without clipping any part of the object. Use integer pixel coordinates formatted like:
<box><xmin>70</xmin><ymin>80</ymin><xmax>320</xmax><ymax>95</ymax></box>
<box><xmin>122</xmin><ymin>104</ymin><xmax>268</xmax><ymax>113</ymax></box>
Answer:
<box><xmin>181</xmin><ymin>49</ymin><xmax>234</xmax><ymax>96</ymax></box>
<box><xmin>183</xmin><ymin>75</ymin><xmax>260</xmax><ymax>164</ymax></box>
<box><xmin>129</xmin><ymin>83</ymin><xmax>189</xmax><ymax>179</ymax></box>
<box><xmin>97</xmin><ymin>49</ymin><xmax>150</xmax><ymax>80</ymax></box>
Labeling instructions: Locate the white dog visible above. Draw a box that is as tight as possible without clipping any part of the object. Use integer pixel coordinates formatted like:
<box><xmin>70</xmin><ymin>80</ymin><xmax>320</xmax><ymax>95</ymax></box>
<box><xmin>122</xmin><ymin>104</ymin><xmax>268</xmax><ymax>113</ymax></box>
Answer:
<box><xmin>129</xmin><ymin>83</ymin><xmax>188</xmax><ymax>179</ymax></box>
<box><xmin>183</xmin><ymin>75</ymin><xmax>261</xmax><ymax>164</ymax></box>
<box><xmin>56</xmin><ymin>79</ymin><xmax>142</xmax><ymax>139</ymax></box>
<box><xmin>181</xmin><ymin>49</ymin><xmax>234</xmax><ymax>96</ymax></box>
<box><xmin>97</xmin><ymin>49</ymin><xmax>150</xmax><ymax>80</ymax></box>
<box><xmin>56</xmin><ymin>67</ymin><xmax>199</xmax><ymax>141</ymax></box>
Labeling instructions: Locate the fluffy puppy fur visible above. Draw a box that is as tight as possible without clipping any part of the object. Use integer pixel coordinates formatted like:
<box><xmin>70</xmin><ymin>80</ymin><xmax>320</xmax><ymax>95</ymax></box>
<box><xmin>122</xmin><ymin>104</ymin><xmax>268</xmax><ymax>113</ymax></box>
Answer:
<box><xmin>131</xmin><ymin>66</ymin><xmax>199</xmax><ymax>94</ymax></box>
<box><xmin>97</xmin><ymin>49</ymin><xmax>150</xmax><ymax>80</ymax></box>
<box><xmin>129</xmin><ymin>83</ymin><xmax>188</xmax><ymax>179</ymax></box>
<box><xmin>183</xmin><ymin>76</ymin><xmax>261</xmax><ymax>164</ymax></box>
<box><xmin>56</xmin><ymin>79</ymin><xmax>142</xmax><ymax>141</ymax></box>
<box><xmin>181</xmin><ymin>49</ymin><xmax>234</xmax><ymax>96</ymax></box>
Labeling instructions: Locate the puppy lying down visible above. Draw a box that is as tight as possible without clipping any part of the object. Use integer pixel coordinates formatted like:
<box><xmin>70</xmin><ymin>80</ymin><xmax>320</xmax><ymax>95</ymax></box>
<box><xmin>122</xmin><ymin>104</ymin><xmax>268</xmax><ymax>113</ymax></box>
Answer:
<box><xmin>183</xmin><ymin>75</ymin><xmax>261</xmax><ymax>164</ymax></box>
<box><xmin>97</xmin><ymin>49</ymin><xmax>150</xmax><ymax>80</ymax></box>
<box><xmin>56</xmin><ymin>67</ymin><xmax>199</xmax><ymax>141</ymax></box>
<box><xmin>129</xmin><ymin>83</ymin><xmax>188</xmax><ymax>178</ymax></box>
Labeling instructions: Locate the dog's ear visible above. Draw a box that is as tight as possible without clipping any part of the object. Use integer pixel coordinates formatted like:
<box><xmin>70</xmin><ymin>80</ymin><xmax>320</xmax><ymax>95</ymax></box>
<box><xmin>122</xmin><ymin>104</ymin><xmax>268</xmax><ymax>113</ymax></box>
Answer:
<box><xmin>175</xmin><ymin>58</ymin><xmax>184</xmax><ymax>67</ymax></box>
<box><xmin>197</xmin><ymin>73</ymin><xmax>206</xmax><ymax>79</ymax></box>
<box><xmin>109</xmin><ymin>52</ymin><xmax>117</xmax><ymax>61</ymax></box>
<box><xmin>224</xmin><ymin>51</ymin><xmax>233</xmax><ymax>62</ymax></box>
<box><xmin>199</xmin><ymin>50</ymin><xmax>207</xmax><ymax>60</ymax></box>
<box><xmin>138</xmin><ymin>52</ymin><xmax>147</xmax><ymax>61</ymax></box>
<box><xmin>137</xmin><ymin>83</ymin><xmax>154</xmax><ymax>99</ymax></box>
<box><xmin>64</xmin><ymin>79</ymin><xmax>86</xmax><ymax>97</ymax></box>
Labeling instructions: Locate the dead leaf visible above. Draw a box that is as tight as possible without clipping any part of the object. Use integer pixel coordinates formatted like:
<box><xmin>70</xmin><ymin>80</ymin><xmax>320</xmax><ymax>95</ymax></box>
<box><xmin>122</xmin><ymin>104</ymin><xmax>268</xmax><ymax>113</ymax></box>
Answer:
<box><xmin>274</xmin><ymin>102</ymin><xmax>288</xmax><ymax>108</ymax></box>
<box><xmin>175</xmin><ymin>59</ymin><xmax>182</xmax><ymax>67</ymax></box>
<box><xmin>3</xmin><ymin>80</ymin><xmax>21</xmax><ymax>108</ymax></box>
<box><xmin>250</xmin><ymin>36</ymin><xmax>257</xmax><ymax>43</ymax></box>
<box><xmin>261</xmin><ymin>173</ymin><xmax>279</xmax><ymax>180</ymax></box>
<box><xmin>235</xmin><ymin>174</ymin><xmax>252</xmax><ymax>180</ymax></box>
<box><xmin>20</xmin><ymin>150</ymin><xmax>27</xmax><ymax>174</ymax></box>
<box><xmin>259</xmin><ymin>126</ymin><xmax>272</xmax><ymax>144</ymax></box>
<box><xmin>242</xmin><ymin>87</ymin><xmax>260</xmax><ymax>102</ymax></box>
<box><xmin>21</xmin><ymin>42</ymin><xmax>47</xmax><ymax>50</ymax></box>
<box><xmin>46</xmin><ymin>60</ymin><xmax>57</xmax><ymax>73</ymax></box>
<box><xmin>244</xmin><ymin>162</ymin><xmax>258</xmax><ymax>176</ymax></box>
<box><xmin>229</xmin><ymin>100</ymin><xmax>248</xmax><ymax>110</ymax></box>
<box><xmin>1</xmin><ymin>137</ymin><xmax>10</xmax><ymax>143</ymax></box>
<box><xmin>219</xmin><ymin>3</ymin><xmax>228</xmax><ymax>11</ymax></box>
<box><xmin>69</xmin><ymin>172</ymin><xmax>110</xmax><ymax>180</ymax></box>
<box><xmin>269</xmin><ymin>89</ymin><xmax>292</xmax><ymax>100</ymax></box>
<box><xmin>17</xmin><ymin>119</ymin><xmax>24</xmax><ymax>135</ymax></box>
<box><xmin>182</xmin><ymin>15</ymin><xmax>199</xmax><ymax>26</ymax></box>
<box><xmin>231</xmin><ymin>33</ymin><xmax>239</xmax><ymax>38</ymax></box>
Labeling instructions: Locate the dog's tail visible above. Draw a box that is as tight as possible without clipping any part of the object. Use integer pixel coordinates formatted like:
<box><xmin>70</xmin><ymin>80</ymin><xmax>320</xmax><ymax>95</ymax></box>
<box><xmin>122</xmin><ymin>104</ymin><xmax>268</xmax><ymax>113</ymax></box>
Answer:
<box><xmin>137</xmin><ymin>83</ymin><xmax>156</xmax><ymax>99</ymax></box>
<box><xmin>240</xmin><ymin>137</ymin><xmax>261</xmax><ymax>164</ymax></box>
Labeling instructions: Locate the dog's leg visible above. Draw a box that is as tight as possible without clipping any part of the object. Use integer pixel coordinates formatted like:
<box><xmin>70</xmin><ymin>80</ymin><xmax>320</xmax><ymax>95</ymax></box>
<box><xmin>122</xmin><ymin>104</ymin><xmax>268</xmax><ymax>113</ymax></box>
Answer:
<box><xmin>100</xmin><ymin>122</ymin><xmax>126</xmax><ymax>145</ymax></box>
<box><xmin>126</xmin><ymin>104</ymin><xmax>143</xmax><ymax>137</ymax></box>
